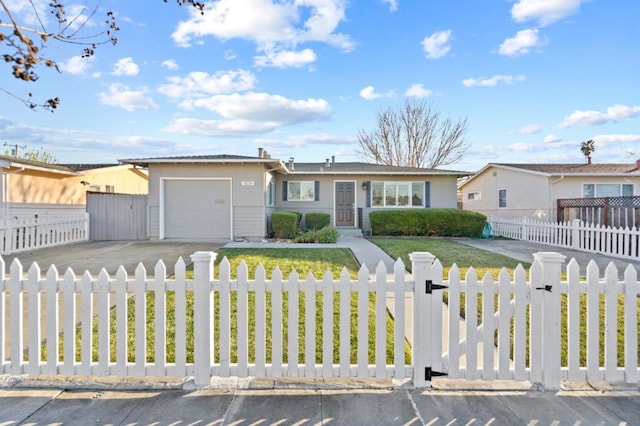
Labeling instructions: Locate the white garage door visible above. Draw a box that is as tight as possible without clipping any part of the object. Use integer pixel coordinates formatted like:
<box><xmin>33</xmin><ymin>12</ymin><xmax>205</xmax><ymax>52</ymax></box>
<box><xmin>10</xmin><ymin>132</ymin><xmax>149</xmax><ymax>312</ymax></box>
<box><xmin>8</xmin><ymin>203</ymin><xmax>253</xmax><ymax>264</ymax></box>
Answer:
<box><xmin>163</xmin><ymin>179</ymin><xmax>231</xmax><ymax>240</ymax></box>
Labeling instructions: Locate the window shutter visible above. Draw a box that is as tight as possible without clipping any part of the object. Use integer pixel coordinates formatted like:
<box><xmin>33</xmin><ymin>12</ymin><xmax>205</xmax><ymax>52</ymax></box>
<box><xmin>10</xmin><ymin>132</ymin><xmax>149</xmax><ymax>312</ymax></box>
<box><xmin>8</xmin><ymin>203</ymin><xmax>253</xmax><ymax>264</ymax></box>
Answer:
<box><xmin>314</xmin><ymin>181</ymin><xmax>320</xmax><ymax>201</ymax></box>
<box><xmin>365</xmin><ymin>181</ymin><xmax>371</xmax><ymax>207</ymax></box>
<box><xmin>424</xmin><ymin>181</ymin><xmax>431</xmax><ymax>208</ymax></box>
<box><xmin>282</xmin><ymin>181</ymin><xmax>288</xmax><ymax>201</ymax></box>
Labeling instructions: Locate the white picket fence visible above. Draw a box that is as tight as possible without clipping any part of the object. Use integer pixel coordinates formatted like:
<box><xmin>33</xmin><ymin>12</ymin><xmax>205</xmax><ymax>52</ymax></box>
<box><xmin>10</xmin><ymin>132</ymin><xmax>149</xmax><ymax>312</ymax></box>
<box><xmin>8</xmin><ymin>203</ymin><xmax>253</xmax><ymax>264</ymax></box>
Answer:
<box><xmin>489</xmin><ymin>216</ymin><xmax>640</xmax><ymax>261</ymax></box>
<box><xmin>0</xmin><ymin>251</ymin><xmax>638</xmax><ymax>389</ymax></box>
<box><xmin>0</xmin><ymin>214</ymin><xmax>89</xmax><ymax>254</ymax></box>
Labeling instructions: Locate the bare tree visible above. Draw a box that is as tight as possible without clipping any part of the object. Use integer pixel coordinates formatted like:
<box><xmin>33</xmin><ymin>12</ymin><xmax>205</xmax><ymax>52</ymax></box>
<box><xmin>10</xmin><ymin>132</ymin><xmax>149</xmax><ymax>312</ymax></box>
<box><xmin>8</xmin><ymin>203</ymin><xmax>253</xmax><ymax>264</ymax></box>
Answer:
<box><xmin>357</xmin><ymin>100</ymin><xmax>469</xmax><ymax>168</ymax></box>
<box><xmin>0</xmin><ymin>0</ymin><xmax>204</xmax><ymax>111</ymax></box>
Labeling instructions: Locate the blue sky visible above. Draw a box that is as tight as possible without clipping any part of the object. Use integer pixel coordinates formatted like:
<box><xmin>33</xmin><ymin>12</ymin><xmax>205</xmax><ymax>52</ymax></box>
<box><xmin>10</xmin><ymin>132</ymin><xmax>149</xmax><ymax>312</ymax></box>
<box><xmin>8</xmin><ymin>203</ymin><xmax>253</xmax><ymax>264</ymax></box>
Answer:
<box><xmin>1</xmin><ymin>0</ymin><xmax>639</xmax><ymax>172</ymax></box>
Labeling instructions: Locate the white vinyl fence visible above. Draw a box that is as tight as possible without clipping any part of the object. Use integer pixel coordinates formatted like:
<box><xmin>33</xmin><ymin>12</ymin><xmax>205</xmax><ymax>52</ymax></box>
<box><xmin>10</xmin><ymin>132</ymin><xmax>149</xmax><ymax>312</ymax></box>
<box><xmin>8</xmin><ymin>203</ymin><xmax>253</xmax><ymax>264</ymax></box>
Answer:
<box><xmin>490</xmin><ymin>216</ymin><xmax>640</xmax><ymax>261</ymax></box>
<box><xmin>0</xmin><ymin>251</ymin><xmax>638</xmax><ymax>389</ymax></box>
<box><xmin>0</xmin><ymin>214</ymin><xmax>89</xmax><ymax>254</ymax></box>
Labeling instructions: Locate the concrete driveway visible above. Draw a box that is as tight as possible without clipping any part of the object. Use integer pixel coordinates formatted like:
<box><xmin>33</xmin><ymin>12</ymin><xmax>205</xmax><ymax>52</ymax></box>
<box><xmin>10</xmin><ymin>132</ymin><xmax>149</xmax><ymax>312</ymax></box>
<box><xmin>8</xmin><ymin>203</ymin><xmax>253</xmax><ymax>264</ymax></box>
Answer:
<box><xmin>1</xmin><ymin>241</ymin><xmax>225</xmax><ymax>277</ymax></box>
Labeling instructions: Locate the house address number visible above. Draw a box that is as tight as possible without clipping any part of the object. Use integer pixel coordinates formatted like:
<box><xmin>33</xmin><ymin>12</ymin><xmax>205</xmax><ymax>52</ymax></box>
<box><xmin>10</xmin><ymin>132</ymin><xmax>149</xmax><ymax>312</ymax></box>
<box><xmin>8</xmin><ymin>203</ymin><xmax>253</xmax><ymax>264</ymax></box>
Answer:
<box><xmin>241</xmin><ymin>181</ymin><xmax>255</xmax><ymax>186</ymax></box>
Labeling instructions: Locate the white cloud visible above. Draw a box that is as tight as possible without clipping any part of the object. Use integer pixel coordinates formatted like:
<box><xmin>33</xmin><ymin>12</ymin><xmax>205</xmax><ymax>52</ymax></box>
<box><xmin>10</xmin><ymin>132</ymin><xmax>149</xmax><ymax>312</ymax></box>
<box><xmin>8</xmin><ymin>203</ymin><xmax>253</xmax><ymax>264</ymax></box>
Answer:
<box><xmin>405</xmin><ymin>84</ymin><xmax>432</xmax><ymax>98</ymax></box>
<box><xmin>98</xmin><ymin>83</ymin><xmax>158</xmax><ymax>111</ymax></box>
<box><xmin>162</xmin><ymin>60</ymin><xmax>179</xmax><ymax>71</ymax></box>
<box><xmin>510</xmin><ymin>142</ymin><xmax>535</xmax><ymax>151</ymax></box>
<box><xmin>499</xmin><ymin>28</ymin><xmax>546</xmax><ymax>56</ymax></box>
<box><xmin>112</xmin><ymin>57</ymin><xmax>140</xmax><ymax>76</ymax></box>
<box><xmin>558</xmin><ymin>104</ymin><xmax>640</xmax><ymax>128</ymax></box>
<box><xmin>383</xmin><ymin>0</ymin><xmax>398</xmax><ymax>12</ymax></box>
<box><xmin>359</xmin><ymin>85</ymin><xmax>395</xmax><ymax>100</ymax></box>
<box><xmin>255</xmin><ymin>133</ymin><xmax>356</xmax><ymax>148</ymax></box>
<box><xmin>59</xmin><ymin>55</ymin><xmax>93</xmax><ymax>75</ymax></box>
<box><xmin>163</xmin><ymin>118</ymin><xmax>277</xmax><ymax>137</ymax></box>
<box><xmin>593</xmin><ymin>134</ymin><xmax>640</xmax><ymax>145</ymax></box>
<box><xmin>254</xmin><ymin>48</ymin><xmax>317</xmax><ymax>68</ymax></box>
<box><xmin>516</xmin><ymin>124</ymin><xmax>541</xmax><ymax>135</ymax></box>
<box><xmin>158</xmin><ymin>69</ymin><xmax>256</xmax><ymax>98</ymax></box>
<box><xmin>544</xmin><ymin>134</ymin><xmax>562</xmax><ymax>143</ymax></box>
<box><xmin>421</xmin><ymin>30</ymin><xmax>452</xmax><ymax>59</ymax></box>
<box><xmin>462</xmin><ymin>74</ymin><xmax>526</xmax><ymax>87</ymax></box>
<box><xmin>171</xmin><ymin>0</ymin><xmax>354</xmax><ymax>52</ymax></box>
<box><xmin>179</xmin><ymin>92</ymin><xmax>331</xmax><ymax>125</ymax></box>
<box><xmin>511</xmin><ymin>0</ymin><xmax>585</xmax><ymax>26</ymax></box>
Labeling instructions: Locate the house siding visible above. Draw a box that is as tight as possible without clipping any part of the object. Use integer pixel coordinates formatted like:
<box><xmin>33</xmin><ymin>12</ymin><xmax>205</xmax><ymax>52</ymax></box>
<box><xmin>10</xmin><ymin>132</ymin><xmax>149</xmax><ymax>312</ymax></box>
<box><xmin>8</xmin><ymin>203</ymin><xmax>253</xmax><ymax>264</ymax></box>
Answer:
<box><xmin>147</xmin><ymin>163</ymin><xmax>269</xmax><ymax>239</ymax></box>
<box><xmin>462</xmin><ymin>167</ymin><xmax>551</xmax><ymax>219</ymax></box>
<box><xmin>461</xmin><ymin>165</ymin><xmax>640</xmax><ymax>220</ymax></box>
<box><xmin>275</xmin><ymin>174</ymin><xmax>459</xmax><ymax>230</ymax></box>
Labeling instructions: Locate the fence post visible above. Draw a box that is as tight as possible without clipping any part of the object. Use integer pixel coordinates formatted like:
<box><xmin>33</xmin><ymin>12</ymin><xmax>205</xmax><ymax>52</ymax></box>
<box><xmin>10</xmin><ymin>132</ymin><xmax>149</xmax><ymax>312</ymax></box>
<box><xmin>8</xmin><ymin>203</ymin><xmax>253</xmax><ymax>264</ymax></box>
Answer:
<box><xmin>571</xmin><ymin>219</ymin><xmax>581</xmax><ymax>250</ymax></box>
<box><xmin>521</xmin><ymin>216</ymin><xmax>528</xmax><ymax>241</ymax></box>
<box><xmin>411</xmin><ymin>251</ymin><xmax>436</xmax><ymax>388</ymax></box>
<box><xmin>532</xmin><ymin>251</ymin><xmax>565</xmax><ymax>390</ymax></box>
<box><xmin>191</xmin><ymin>251</ymin><xmax>216</xmax><ymax>387</ymax></box>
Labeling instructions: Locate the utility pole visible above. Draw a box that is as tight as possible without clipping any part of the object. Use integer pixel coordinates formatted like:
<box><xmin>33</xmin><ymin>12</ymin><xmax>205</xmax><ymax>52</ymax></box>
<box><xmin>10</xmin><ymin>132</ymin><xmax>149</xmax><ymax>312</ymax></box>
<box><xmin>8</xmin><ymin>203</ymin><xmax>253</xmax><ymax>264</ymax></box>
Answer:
<box><xmin>3</xmin><ymin>142</ymin><xmax>26</xmax><ymax>157</ymax></box>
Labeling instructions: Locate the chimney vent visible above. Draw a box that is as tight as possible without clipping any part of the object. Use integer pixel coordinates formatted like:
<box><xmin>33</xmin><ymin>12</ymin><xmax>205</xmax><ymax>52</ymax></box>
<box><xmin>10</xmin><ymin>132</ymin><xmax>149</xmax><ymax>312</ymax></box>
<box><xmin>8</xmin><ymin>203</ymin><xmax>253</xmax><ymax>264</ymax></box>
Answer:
<box><xmin>289</xmin><ymin>157</ymin><xmax>295</xmax><ymax>170</ymax></box>
<box><xmin>258</xmin><ymin>147</ymin><xmax>264</xmax><ymax>158</ymax></box>
<box><xmin>331</xmin><ymin>155</ymin><xmax>335</xmax><ymax>164</ymax></box>
<box><xmin>325</xmin><ymin>158</ymin><xmax>330</xmax><ymax>167</ymax></box>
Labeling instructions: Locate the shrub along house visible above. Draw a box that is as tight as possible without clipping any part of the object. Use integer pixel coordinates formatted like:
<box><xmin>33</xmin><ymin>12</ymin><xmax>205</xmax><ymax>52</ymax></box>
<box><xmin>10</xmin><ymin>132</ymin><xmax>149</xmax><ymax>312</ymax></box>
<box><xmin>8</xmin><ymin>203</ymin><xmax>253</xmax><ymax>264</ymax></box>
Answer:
<box><xmin>120</xmin><ymin>149</ymin><xmax>469</xmax><ymax>241</ymax></box>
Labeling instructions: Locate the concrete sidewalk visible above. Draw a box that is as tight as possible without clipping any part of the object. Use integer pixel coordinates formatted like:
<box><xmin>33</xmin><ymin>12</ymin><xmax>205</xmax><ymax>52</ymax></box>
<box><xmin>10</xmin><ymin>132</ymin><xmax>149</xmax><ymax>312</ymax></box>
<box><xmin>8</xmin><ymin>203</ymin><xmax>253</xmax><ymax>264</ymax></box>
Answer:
<box><xmin>2</xmin><ymin>379</ymin><xmax>639</xmax><ymax>425</ymax></box>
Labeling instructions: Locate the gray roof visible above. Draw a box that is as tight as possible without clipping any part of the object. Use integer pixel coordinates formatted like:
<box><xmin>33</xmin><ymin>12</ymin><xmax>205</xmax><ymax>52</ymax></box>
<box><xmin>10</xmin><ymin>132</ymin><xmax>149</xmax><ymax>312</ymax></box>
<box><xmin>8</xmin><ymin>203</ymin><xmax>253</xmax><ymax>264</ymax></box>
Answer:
<box><xmin>119</xmin><ymin>155</ymin><xmax>470</xmax><ymax>176</ymax></box>
<box><xmin>289</xmin><ymin>161</ymin><xmax>470</xmax><ymax>175</ymax></box>
<box><xmin>494</xmin><ymin>163</ymin><xmax>640</xmax><ymax>174</ymax></box>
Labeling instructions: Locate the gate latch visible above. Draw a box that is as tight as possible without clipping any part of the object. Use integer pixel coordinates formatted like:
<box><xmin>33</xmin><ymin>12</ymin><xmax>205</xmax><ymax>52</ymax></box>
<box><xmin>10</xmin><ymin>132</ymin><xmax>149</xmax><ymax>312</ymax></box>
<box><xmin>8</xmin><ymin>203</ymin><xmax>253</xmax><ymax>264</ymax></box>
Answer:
<box><xmin>425</xmin><ymin>279</ymin><xmax>447</xmax><ymax>294</ymax></box>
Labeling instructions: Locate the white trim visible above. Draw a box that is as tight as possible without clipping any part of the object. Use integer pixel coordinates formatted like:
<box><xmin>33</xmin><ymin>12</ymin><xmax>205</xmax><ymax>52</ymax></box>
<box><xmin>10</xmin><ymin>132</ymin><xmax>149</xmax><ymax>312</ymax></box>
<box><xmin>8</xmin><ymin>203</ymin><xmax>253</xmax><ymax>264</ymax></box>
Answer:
<box><xmin>159</xmin><ymin>177</ymin><xmax>233</xmax><ymax>240</ymax></box>
<box><xmin>333</xmin><ymin>180</ymin><xmax>357</xmax><ymax>228</ymax></box>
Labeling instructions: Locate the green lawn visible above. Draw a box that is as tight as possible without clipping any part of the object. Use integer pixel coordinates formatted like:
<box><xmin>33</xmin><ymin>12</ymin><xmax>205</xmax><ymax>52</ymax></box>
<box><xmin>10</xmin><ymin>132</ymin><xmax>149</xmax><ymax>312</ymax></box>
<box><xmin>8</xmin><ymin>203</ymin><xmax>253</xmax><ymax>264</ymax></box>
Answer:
<box><xmin>47</xmin><ymin>247</ymin><xmax>410</xmax><ymax>365</ymax></box>
<box><xmin>368</xmin><ymin>236</ymin><xmax>529</xmax><ymax>278</ymax></box>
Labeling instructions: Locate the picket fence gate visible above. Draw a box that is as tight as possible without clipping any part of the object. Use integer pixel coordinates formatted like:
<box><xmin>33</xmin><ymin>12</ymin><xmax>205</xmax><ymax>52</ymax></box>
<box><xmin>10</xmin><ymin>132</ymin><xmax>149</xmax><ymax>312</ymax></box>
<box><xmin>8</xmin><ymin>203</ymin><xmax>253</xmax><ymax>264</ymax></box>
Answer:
<box><xmin>0</xmin><ymin>251</ymin><xmax>638</xmax><ymax>389</ymax></box>
<box><xmin>0</xmin><ymin>214</ymin><xmax>89</xmax><ymax>254</ymax></box>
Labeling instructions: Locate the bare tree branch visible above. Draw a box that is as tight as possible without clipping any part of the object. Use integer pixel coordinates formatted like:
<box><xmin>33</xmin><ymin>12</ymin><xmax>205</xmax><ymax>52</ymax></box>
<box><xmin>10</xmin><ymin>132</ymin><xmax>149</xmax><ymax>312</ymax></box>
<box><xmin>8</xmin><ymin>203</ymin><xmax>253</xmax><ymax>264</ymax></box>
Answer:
<box><xmin>357</xmin><ymin>100</ymin><xmax>469</xmax><ymax>168</ymax></box>
<box><xmin>0</xmin><ymin>0</ymin><xmax>205</xmax><ymax>111</ymax></box>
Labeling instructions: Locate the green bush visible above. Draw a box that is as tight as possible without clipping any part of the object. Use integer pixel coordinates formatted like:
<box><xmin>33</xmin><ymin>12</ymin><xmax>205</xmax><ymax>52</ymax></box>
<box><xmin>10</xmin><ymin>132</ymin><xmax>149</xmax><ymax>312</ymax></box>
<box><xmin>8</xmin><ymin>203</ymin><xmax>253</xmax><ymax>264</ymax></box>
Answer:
<box><xmin>271</xmin><ymin>211</ymin><xmax>299</xmax><ymax>239</ymax></box>
<box><xmin>295</xmin><ymin>226</ymin><xmax>339</xmax><ymax>243</ymax></box>
<box><xmin>369</xmin><ymin>209</ymin><xmax>486</xmax><ymax>237</ymax></box>
<box><xmin>305</xmin><ymin>212</ymin><xmax>331</xmax><ymax>231</ymax></box>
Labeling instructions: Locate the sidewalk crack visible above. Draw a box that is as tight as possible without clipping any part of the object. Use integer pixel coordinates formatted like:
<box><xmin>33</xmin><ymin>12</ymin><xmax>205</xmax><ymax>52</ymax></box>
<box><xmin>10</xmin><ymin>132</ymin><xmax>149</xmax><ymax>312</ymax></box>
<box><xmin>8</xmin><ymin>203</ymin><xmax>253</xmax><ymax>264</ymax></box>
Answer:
<box><xmin>17</xmin><ymin>389</ymin><xmax>63</xmax><ymax>425</ymax></box>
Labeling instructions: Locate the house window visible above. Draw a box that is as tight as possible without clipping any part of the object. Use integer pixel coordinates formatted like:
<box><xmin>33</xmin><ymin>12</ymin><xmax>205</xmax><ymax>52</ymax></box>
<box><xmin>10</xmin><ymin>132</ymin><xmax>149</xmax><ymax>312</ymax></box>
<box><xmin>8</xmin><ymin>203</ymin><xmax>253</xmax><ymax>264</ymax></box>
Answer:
<box><xmin>467</xmin><ymin>191</ymin><xmax>481</xmax><ymax>200</ymax></box>
<box><xmin>498</xmin><ymin>188</ymin><xmax>507</xmax><ymax>208</ymax></box>
<box><xmin>105</xmin><ymin>185</ymin><xmax>115</xmax><ymax>193</ymax></box>
<box><xmin>267</xmin><ymin>181</ymin><xmax>276</xmax><ymax>206</ymax></box>
<box><xmin>287</xmin><ymin>181</ymin><xmax>315</xmax><ymax>201</ymax></box>
<box><xmin>582</xmin><ymin>183</ymin><xmax>634</xmax><ymax>198</ymax></box>
<box><xmin>371</xmin><ymin>181</ymin><xmax>425</xmax><ymax>207</ymax></box>
<box><xmin>89</xmin><ymin>184</ymin><xmax>101</xmax><ymax>192</ymax></box>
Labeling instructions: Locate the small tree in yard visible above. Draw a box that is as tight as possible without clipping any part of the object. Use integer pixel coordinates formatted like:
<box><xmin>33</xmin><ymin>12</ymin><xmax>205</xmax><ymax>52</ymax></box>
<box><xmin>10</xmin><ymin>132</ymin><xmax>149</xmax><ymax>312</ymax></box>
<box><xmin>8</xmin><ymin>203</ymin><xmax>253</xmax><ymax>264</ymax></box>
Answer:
<box><xmin>357</xmin><ymin>99</ymin><xmax>469</xmax><ymax>168</ymax></box>
<box><xmin>0</xmin><ymin>0</ymin><xmax>204</xmax><ymax>111</ymax></box>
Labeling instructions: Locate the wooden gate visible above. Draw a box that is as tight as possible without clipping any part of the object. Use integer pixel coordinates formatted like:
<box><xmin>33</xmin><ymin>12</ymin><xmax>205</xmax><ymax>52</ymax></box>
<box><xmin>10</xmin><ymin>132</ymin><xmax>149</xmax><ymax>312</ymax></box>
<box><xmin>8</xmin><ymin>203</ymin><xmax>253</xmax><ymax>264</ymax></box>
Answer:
<box><xmin>86</xmin><ymin>192</ymin><xmax>147</xmax><ymax>241</ymax></box>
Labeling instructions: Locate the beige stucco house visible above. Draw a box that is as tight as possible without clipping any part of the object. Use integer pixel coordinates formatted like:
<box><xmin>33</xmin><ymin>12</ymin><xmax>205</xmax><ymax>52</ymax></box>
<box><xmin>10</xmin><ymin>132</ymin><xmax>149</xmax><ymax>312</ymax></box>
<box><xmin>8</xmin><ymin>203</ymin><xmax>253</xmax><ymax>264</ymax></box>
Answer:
<box><xmin>459</xmin><ymin>162</ymin><xmax>640</xmax><ymax>221</ymax></box>
<box><xmin>121</xmin><ymin>150</ymin><xmax>468</xmax><ymax>241</ymax></box>
<box><xmin>0</xmin><ymin>155</ymin><xmax>148</xmax><ymax>218</ymax></box>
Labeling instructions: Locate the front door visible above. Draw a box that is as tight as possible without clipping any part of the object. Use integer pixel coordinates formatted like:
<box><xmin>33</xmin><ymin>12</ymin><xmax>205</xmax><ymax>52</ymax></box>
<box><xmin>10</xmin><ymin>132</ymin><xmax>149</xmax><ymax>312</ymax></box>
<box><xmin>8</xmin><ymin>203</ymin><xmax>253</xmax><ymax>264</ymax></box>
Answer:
<box><xmin>335</xmin><ymin>182</ymin><xmax>355</xmax><ymax>226</ymax></box>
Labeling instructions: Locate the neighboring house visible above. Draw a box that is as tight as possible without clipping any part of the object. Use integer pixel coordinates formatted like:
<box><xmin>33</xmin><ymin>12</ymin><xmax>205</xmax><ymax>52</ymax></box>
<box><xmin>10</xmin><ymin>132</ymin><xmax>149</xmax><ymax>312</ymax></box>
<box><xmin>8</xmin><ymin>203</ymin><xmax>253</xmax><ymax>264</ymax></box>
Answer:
<box><xmin>120</xmin><ymin>150</ymin><xmax>468</xmax><ymax>241</ymax></box>
<box><xmin>459</xmin><ymin>162</ymin><xmax>640</xmax><ymax>220</ymax></box>
<box><xmin>0</xmin><ymin>155</ymin><xmax>148</xmax><ymax>218</ymax></box>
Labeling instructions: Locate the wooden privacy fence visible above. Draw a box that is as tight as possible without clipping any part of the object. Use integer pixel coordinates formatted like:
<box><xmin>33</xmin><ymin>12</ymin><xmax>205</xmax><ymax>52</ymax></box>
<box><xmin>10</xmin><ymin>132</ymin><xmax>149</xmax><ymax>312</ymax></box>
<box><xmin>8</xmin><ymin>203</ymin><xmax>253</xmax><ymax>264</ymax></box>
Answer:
<box><xmin>0</xmin><ymin>213</ymin><xmax>89</xmax><ymax>254</ymax></box>
<box><xmin>557</xmin><ymin>195</ymin><xmax>640</xmax><ymax>228</ymax></box>
<box><xmin>0</xmin><ymin>251</ymin><xmax>638</xmax><ymax>389</ymax></box>
<box><xmin>490</xmin><ymin>216</ymin><xmax>640</xmax><ymax>261</ymax></box>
